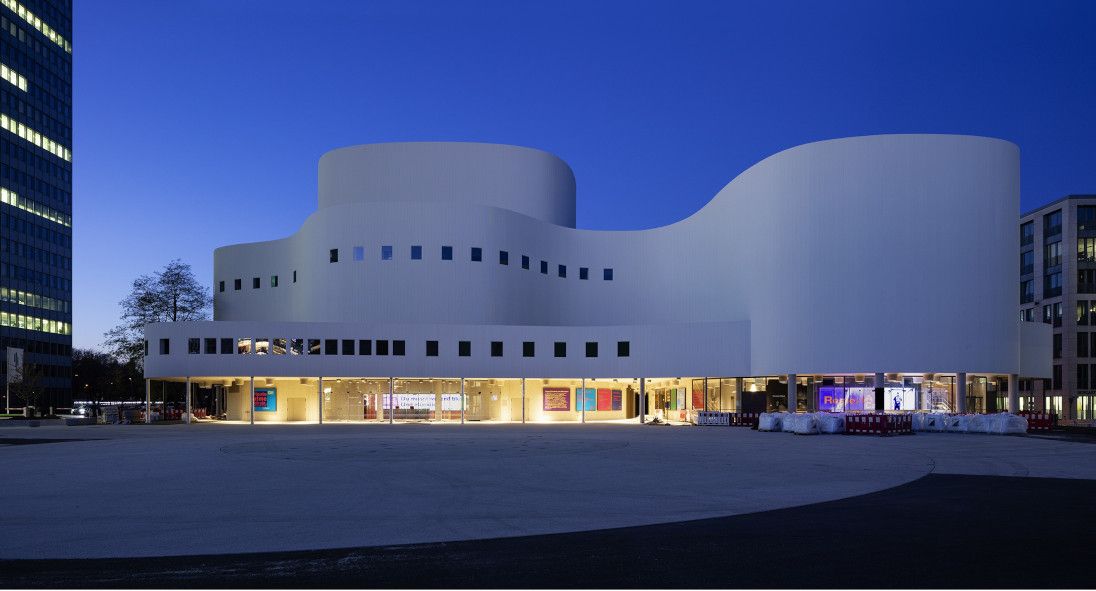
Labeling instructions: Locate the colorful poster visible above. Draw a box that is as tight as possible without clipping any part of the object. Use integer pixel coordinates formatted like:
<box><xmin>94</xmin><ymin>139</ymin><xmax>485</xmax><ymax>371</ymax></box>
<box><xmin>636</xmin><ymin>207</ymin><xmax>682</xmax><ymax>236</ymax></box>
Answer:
<box><xmin>253</xmin><ymin>388</ymin><xmax>277</xmax><ymax>412</ymax></box>
<box><xmin>692</xmin><ymin>388</ymin><xmax>705</xmax><ymax>410</ymax></box>
<box><xmin>596</xmin><ymin>388</ymin><xmax>612</xmax><ymax>411</ymax></box>
<box><xmin>667</xmin><ymin>389</ymin><xmax>676</xmax><ymax>410</ymax></box>
<box><xmin>576</xmin><ymin>388</ymin><xmax>596</xmax><ymax>411</ymax></box>
<box><xmin>818</xmin><ymin>386</ymin><xmax>844</xmax><ymax>412</ymax></box>
<box><xmin>611</xmin><ymin>389</ymin><xmax>623</xmax><ymax>411</ymax></box>
<box><xmin>677</xmin><ymin>387</ymin><xmax>686</xmax><ymax>410</ymax></box>
<box><xmin>543</xmin><ymin>387</ymin><xmax>570</xmax><ymax>411</ymax></box>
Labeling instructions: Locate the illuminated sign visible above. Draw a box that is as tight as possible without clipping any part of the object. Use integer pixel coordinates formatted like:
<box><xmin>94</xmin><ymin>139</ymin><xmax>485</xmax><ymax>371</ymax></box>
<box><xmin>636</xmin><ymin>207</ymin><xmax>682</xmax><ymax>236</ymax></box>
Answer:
<box><xmin>543</xmin><ymin>387</ymin><xmax>570</xmax><ymax>411</ymax></box>
<box><xmin>253</xmin><ymin>388</ymin><xmax>277</xmax><ymax>412</ymax></box>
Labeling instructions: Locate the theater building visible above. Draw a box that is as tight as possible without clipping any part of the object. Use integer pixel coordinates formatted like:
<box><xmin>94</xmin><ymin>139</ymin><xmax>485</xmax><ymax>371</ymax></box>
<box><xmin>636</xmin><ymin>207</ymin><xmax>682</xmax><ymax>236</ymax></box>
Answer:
<box><xmin>142</xmin><ymin>134</ymin><xmax>1051</xmax><ymax>423</ymax></box>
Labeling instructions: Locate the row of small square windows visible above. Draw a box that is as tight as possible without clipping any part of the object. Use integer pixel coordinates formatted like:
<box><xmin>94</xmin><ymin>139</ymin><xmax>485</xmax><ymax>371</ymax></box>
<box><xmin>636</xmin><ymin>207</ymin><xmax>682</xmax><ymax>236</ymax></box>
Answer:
<box><xmin>152</xmin><ymin>338</ymin><xmax>630</xmax><ymax>359</ymax></box>
<box><xmin>219</xmin><ymin>271</ymin><xmax>295</xmax><ymax>292</ymax></box>
<box><xmin>332</xmin><ymin>246</ymin><xmax>614</xmax><ymax>281</ymax></box>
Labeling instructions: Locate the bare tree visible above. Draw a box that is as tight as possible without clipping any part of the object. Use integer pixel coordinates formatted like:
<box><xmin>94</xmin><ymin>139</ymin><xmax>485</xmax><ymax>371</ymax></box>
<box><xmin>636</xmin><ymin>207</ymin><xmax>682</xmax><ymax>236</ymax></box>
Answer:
<box><xmin>104</xmin><ymin>259</ymin><xmax>211</xmax><ymax>366</ymax></box>
<box><xmin>8</xmin><ymin>361</ymin><xmax>45</xmax><ymax>416</ymax></box>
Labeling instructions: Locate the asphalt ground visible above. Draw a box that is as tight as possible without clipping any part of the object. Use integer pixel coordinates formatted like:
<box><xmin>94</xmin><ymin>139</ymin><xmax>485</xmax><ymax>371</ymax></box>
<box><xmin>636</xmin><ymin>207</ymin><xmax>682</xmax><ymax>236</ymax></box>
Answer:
<box><xmin>1</xmin><ymin>473</ymin><xmax>1091</xmax><ymax>589</ymax></box>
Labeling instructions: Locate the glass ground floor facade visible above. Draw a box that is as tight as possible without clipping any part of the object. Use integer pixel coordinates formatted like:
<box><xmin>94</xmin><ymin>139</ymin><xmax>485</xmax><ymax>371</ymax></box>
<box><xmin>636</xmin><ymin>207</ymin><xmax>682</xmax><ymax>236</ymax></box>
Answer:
<box><xmin>142</xmin><ymin>372</ymin><xmax>1030</xmax><ymax>424</ymax></box>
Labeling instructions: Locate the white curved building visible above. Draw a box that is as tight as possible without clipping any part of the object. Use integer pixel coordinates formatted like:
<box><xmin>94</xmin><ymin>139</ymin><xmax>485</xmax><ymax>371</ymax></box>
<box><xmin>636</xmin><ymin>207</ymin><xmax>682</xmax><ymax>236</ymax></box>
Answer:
<box><xmin>143</xmin><ymin>134</ymin><xmax>1050</xmax><ymax>423</ymax></box>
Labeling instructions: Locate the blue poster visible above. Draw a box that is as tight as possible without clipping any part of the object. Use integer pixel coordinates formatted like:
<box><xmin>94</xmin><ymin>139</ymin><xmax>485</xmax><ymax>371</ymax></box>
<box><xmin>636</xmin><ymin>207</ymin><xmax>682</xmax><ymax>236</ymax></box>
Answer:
<box><xmin>575</xmin><ymin>388</ymin><xmax>596</xmax><ymax>411</ymax></box>
<box><xmin>254</xmin><ymin>387</ymin><xmax>277</xmax><ymax>412</ymax></box>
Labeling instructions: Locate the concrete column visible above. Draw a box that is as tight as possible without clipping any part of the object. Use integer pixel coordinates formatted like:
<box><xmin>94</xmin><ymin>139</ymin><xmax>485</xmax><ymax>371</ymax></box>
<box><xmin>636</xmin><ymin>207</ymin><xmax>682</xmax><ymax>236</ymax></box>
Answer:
<box><xmin>581</xmin><ymin>378</ymin><xmax>586</xmax><ymax>423</ymax></box>
<box><xmin>956</xmin><ymin>372</ymin><xmax>967</xmax><ymax>413</ymax></box>
<box><xmin>249</xmin><ymin>376</ymin><xmax>255</xmax><ymax>425</ymax></box>
<box><xmin>318</xmin><ymin>377</ymin><xmax>324</xmax><ymax>425</ymax></box>
<box><xmin>1008</xmin><ymin>373</ymin><xmax>1019</xmax><ymax>414</ymax></box>
<box><xmin>184</xmin><ymin>377</ymin><xmax>191</xmax><ymax>424</ymax></box>
<box><xmin>145</xmin><ymin>379</ymin><xmax>151</xmax><ymax>424</ymax></box>
<box><xmin>735</xmin><ymin>378</ymin><xmax>744</xmax><ymax>413</ymax></box>
<box><xmin>787</xmin><ymin>374</ymin><xmax>797</xmax><ymax>413</ymax></box>
<box><xmin>460</xmin><ymin>378</ymin><xmax>465</xmax><ymax>424</ymax></box>
<box><xmin>703</xmin><ymin>377</ymin><xmax>709</xmax><ymax>412</ymax></box>
<box><xmin>389</xmin><ymin>377</ymin><xmax>394</xmax><ymax>425</ymax></box>
<box><xmin>639</xmin><ymin>378</ymin><xmax>646</xmax><ymax>423</ymax></box>
<box><xmin>521</xmin><ymin>378</ymin><xmax>526</xmax><ymax>424</ymax></box>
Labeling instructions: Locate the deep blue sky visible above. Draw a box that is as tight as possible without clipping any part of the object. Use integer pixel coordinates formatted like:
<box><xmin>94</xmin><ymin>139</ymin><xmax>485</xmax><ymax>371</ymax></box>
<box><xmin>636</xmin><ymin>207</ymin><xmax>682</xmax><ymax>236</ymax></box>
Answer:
<box><xmin>72</xmin><ymin>0</ymin><xmax>1096</xmax><ymax>349</ymax></box>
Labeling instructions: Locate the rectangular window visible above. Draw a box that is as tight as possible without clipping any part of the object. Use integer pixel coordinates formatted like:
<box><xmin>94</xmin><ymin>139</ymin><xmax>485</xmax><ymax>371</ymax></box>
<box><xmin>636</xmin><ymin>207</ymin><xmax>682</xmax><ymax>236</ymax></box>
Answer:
<box><xmin>554</xmin><ymin>341</ymin><xmax>566</xmax><ymax>357</ymax></box>
<box><xmin>1082</xmin><ymin>270</ymin><xmax>1096</xmax><ymax>294</ymax></box>
<box><xmin>160</xmin><ymin>338</ymin><xmax>170</xmax><ymax>355</ymax></box>
<box><xmin>1092</xmin><ymin>334</ymin><xmax>1096</xmax><ymax>361</ymax></box>
<box><xmin>499</xmin><ymin>250</ymin><xmax>508</xmax><ymax>265</ymax></box>
<box><xmin>204</xmin><ymin>338</ymin><xmax>217</xmax><ymax>354</ymax></box>
<box><xmin>1079</xmin><ymin>206</ymin><xmax>1096</xmax><ymax>232</ymax></box>
<box><xmin>330</xmin><ymin>248</ymin><xmax>339</xmax><ymax>263</ymax></box>
<box><xmin>342</xmin><ymin>339</ymin><xmax>355</xmax><ymax>355</ymax></box>
<box><xmin>1053</xmin><ymin>333</ymin><xmax>1062</xmax><ymax>358</ymax></box>
<box><xmin>188</xmin><ymin>338</ymin><xmax>200</xmax><ymax>354</ymax></box>
<box><xmin>234</xmin><ymin>279</ymin><xmax>241</xmax><ymax>291</ymax></box>
<box><xmin>471</xmin><ymin>247</ymin><xmax>482</xmax><ymax>262</ymax></box>
<box><xmin>273</xmin><ymin>338</ymin><xmax>286</xmax><ymax>354</ymax></box>
<box><xmin>491</xmin><ymin>341</ymin><xmax>503</xmax><ymax>357</ymax></box>
<box><xmin>1053</xmin><ymin>364</ymin><xmax>1062</xmax><ymax>390</ymax></box>
<box><xmin>579</xmin><ymin>267</ymin><xmax>589</xmax><ymax>280</ymax></box>
<box><xmin>271</xmin><ymin>275</ymin><xmax>279</xmax><ymax>287</ymax></box>
<box><xmin>1021</xmin><ymin>250</ymin><xmax>1034</xmax><ymax>275</ymax></box>
<box><xmin>359</xmin><ymin>339</ymin><xmax>372</xmax><ymax>355</ymax></box>
<box><xmin>1080</xmin><ymin>364</ymin><xmax>1089</xmax><ymax>391</ymax></box>
<box><xmin>603</xmin><ymin>268</ymin><xmax>614</xmax><ymax>281</ymax></box>
<box><xmin>521</xmin><ymin>255</ymin><xmax>530</xmax><ymax>270</ymax></box>
<box><xmin>219</xmin><ymin>281</ymin><xmax>225</xmax><ymax>292</ymax></box>
<box><xmin>221</xmin><ymin>338</ymin><xmax>233</xmax><ymax>354</ymax></box>
<box><xmin>238</xmin><ymin>338</ymin><xmax>252</xmax><ymax>354</ymax></box>
<box><xmin>1021</xmin><ymin>221</ymin><xmax>1034</xmax><ymax>246</ymax></box>
<box><xmin>585</xmin><ymin>341</ymin><xmax>598</xmax><ymax>357</ymax></box>
<box><xmin>393</xmin><ymin>340</ymin><xmax>405</xmax><ymax>356</ymax></box>
<box><xmin>523</xmin><ymin>341</ymin><xmax>535</xmax><ymax>357</ymax></box>
<box><xmin>1055</xmin><ymin>302</ymin><xmax>1063</xmax><ymax>326</ymax></box>
<box><xmin>293</xmin><ymin>270</ymin><xmax>297</xmax><ymax>283</ymax></box>
<box><xmin>1044</xmin><ymin>304</ymin><xmax>1052</xmax><ymax>324</ymax></box>
<box><xmin>1020</xmin><ymin>279</ymin><xmax>1034</xmax><ymax>304</ymax></box>
<box><xmin>1079</xmin><ymin>333</ymin><xmax>1089</xmax><ymax>358</ymax></box>
<box><xmin>1044</xmin><ymin>241</ymin><xmax>1061</xmax><ymax>268</ymax></box>
<box><xmin>1080</xmin><ymin>301</ymin><xmax>1089</xmax><ymax>326</ymax></box>
<box><xmin>290</xmin><ymin>338</ymin><xmax>303</xmax><ymax>355</ymax></box>
<box><xmin>325</xmin><ymin>339</ymin><xmax>338</xmax><ymax>355</ymax></box>
<box><xmin>382</xmin><ymin>245</ymin><xmax>393</xmax><ymax>260</ymax></box>
<box><xmin>442</xmin><ymin>246</ymin><xmax>453</xmax><ymax>260</ymax></box>
<box><xmin>376</xmin><ymin>340</ymin><xmax>389</xmax><ymax>356</ymax></box>
<box><xmin>411</xmin><ymin>245</ymin><xmax>422</xmax><ymax>260</ymax></box>
<box><xmin>558</xmin><ymin>264</ymin><xmax>567</xmax><ymax>278</ymax></box>
<box><xmin>1044</xmin><ymin>272</ymin><xmax>1062</xmax><ymax>298</ymax></box>
<box><xmin>253</xmin><ymin>277</ymin><xmax>260</xmax><ymax>289</ymax></box>
<box><xmin>1044</xmin><ymin>210</ymin><xmax>1062</xmax><ymax>237</ymax></box>
<box><xmin>426</xmin><ymin>340</ymin><xmax>439</xmax><ymax>357</ymax></box>
<box><xmin>459</xmin><ymin>340</ymin><xmax>471</xmax><ymax>357</ymax></box>
<box><xmin>144</xmin><ymin>340</ymin><xmax>149</xmax><ymax>356</ymax></box>
<box><xmin>617</xmin><ymin>341</ymin><xmax>630</xmax><ymax>357</ymax></box>
<box><xmin>255</xmin><ymin>338</ymin><xmax>270</xmax><ymax>355</ymax></box>
<box><xmin>354</xmin><ymin>246</ymin><xmax>364</xmax><ymax>261</ymax></box>
<box><xmin>1080</xmin><ymin>238</ymin><xmax>1096</xmax><ymax>263</ymax></box>
<box><xmin>308</xmin><ymin>339</ymin><xmax>321</xmax><ymax>355</ymax></box>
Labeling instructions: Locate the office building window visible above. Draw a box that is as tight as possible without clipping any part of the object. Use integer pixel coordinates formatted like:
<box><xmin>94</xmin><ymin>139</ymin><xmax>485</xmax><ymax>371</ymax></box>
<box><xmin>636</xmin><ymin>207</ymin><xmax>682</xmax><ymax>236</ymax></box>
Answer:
<box><xmin>1021</xmin><ymin>280</ymin><xmax>1034</xmax><ymax>304</ymax></box>
<box><xmin>325</xmin><ymin>339</ymin><xmax>338</xmax><ymax>355</ymax></box>
<box><xmin>426</xmin><ymin>340</ymin><xmax>438</xmax><ymax>357</ymax></box>
<box><xmin>521</xmin><ymin>255</ymin><xmax>530</xmax><ymax>269</ymax></box>
<box><xmin>603</xmin><ymin>268</ymin><xmax>614</xmax><ymax>281</ymax></box>
<box><xmin>293</xmin><ymin>270</ymin><xmax>297</xmax><ymax>283</ymax></box>
<box><xmin>234</xmin><ymin>279</ymin><xmax>241</xmax><ymax>291</ymax></box>
<box><xmin>1020</xmin><ymin>307</ymin><xmax>1034</xmax><ymax>322</ymax></box>
<box><xmin>144</xmin><ymin>340</ymin><xmax>149</xmax><ymax>356</ymax></box>
<box><xmin>376</xmin><ymin>340</ymin><xmax>389</xmax><ymax>356</ymax></box>
<box><xmin>458</xmin><ymin>341</ymin><xmax>471</xmax><ymax>357</ymax></box>
<box><xmin>1080</xmin><ymin>206</ymin><xmax>1096</xmax><ymax>232</ymax></box>
<box><xmin>1044</xmin><ymin>241</ymin><xmax>1061</xmax><ymax>268</ymax></box>
<box><xmin>523</xmin><ymin>341</ymin><xmax>535</xmax><ymax>357</ymax></box>
<box><xmin>1021</xmin><ymin>250</ymin><xmax>1034</xmax><ymax>275</ymax></box>
<box><xmin>221</xmin><ymin>338</ymin><xmax>233</xmax><ymax>354</ymax></box>
<box><xmin>540</xmin><ymin>260</ymin><xmax>548</xmax><ymax>274</ymax></box>
<box><xmin>558</xmin><ymin>264</ymin><xmax>567</xmax><ymax>278</ymax></box>
<box><xmin>342</xmin><ymin>339</ymin><xmax>355</xmax><ymax>355</ymax></box>
<box><xmin>1053</xmin><ymin>364</ymin><xmax>1062</xmax><ymax>390</ymax></box>
<box><xmin>204</xmin><ymin>338</ymin><xmax>217</xmax><ymax>354</ymax></box>
<box><xmin>160</xmin><ymin>338</ymin><xmax>170</xmax><ymax>355</ymax></box>
<box><xmin>554</xmin><ymin>342</ymin><xmax>566</xmax><ymax>357</ymax></box>
<box><xmin>442</xmin><ymin>246</ymin><xmax>453</xmax><ymax>260</ymax></box>
<box><xmin>1053</xmin><ymin>333</ymin><xmax>1062</xmax><ymax>359</ymax></box>
<box><xmin>617</xmin><ymin>341</ymin><xmax>630</xmax><ymax>357</ymax></box>
<box><xmin>1079</xmin><ymin>301</ymin><xmax>1089</xmax><ymax>326</ymax></box>
<box><xmin>1080</xmin><ymin>238</ymin><xmax>1096</xmax><ymax>263</ymax></box>
<box><xmin>1080</xmin><ymin>364</ymin><xmax>1090</xmax><ymax>390</ymax></box>
<box><xmin>354</xmin><ymin>246</ymin><xmax>364</xmax><ymax>261</ymax></box>
<box><xmin>1044</xmin><ymin>210</ymin><xmax>1062</xmax><ymax>237</ymax></box>
<box><xmin>1021</xmin><ymin>221</ymin><xmax>1034</xmax><ymax>246</ymax></box>
<box><xmin>1080</xmin><ymin>333</ymin><xmax>1089</xmax><ymax>358</ymax></box>
<box><xmin>219</xmin><ymin>281</ymin><xmax>225</xmax><ymax>292</ymax></box>
<box><xmin>411</xmin><ymin>245</ymin><xmax>422</xmax><ymax>260</ymax></box>
<box><xmin>237</xmin><ymin>338</ymin><xmax>252</xmax><ymax>354</ymax></box>
<box><xmin>586</xmin><ymin>341</ymin><xmax>598</xmax><ymax>357</ymax></box>
<box><xmin>359</xmin><ymin>339</ymin><xmax>372</xmax><ymax>355</ymax></box>
<box><xmin>393</xmin><ymin>340</ymin><xmax>405</xmax><ymax>356</ymax></box>
<box><xmin>1091</xmin><ymin>334</ymin><xmax>1096</xmax><ymax>360</ymax></box>
<box><xmin>273</xmin><ymin>338</ymin><xmax>286</xmax><ymax>354</ymax></box>
<box><xmin>491</xmin><ymin>341</ymin><xmax>503</xmax><ymax>357</ymax></box>
<box><xmin>471</xmin><ymin>247</ymin><xmax>482</xmax><ymax>262</ymax></box>
<box><xmin>1044</xmin><ymin>272</ymin><xmax>1062</xmax><ymax>298</ymax></box>
<box><xmin>580</xmin><ymin>267</ymin><xmax>589</xmax><ymax>280</ymax></box>
<box><xmin>188</xmin><ymin>338</ymin><xmax>200</xmax><ymax>354</ymax></box>
<box><xmin>308</xmin><ymin>339</ymin><xmax>321</xmax><ymax>355</ymax></box>
<box><xmin>252</xmin><ymin>277</ymin><xmax>260</xmax><ymax>289</ymax></box>
<box><xmin>330</xmin><ymin>248</ymin><xmax>339</xmax><ymax>263</ymax></box>
<box><xmin>382</xmin><ymin>245</ymin><xmax>393</xmax><ymax>260</ymax></box>
<box><xmin>271</xmin><ymin>275</ymin><xmax>279</xmax><ymax>287</ymax></box>
<box><xmin>290</xmin><ymin>339</ymin><xmax>303</xmax><ymax>355</ymax></box>
<box><xmin>255</xmin><ymin>338</ymin><xmax>270</xmax><ymax>355</ymax></box>
<box><xmin>499</xmin><ymin>250</ymin><xmax>508</xmax><ymax>265</ymax></box>
<box><xmin>1082</xmin><ymin>270</ymin><xmax>1096</xmax><ymax>294</ymax></box>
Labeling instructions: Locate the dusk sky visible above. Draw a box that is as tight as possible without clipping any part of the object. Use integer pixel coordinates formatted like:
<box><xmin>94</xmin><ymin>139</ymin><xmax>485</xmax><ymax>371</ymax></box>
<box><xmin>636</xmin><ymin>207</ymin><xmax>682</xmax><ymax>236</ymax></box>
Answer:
<box><xmin>73</xmin><ymin>0</ymin><xmax>1096</xmax><ymax>349</ymax></box>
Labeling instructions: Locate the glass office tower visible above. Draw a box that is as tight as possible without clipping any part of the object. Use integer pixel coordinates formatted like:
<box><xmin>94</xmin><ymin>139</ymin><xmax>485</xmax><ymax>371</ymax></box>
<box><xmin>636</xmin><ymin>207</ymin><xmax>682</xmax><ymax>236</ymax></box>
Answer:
<box><xmin>0</xmin><ymin>0</ymin><xmax>73</xmax><ymax>408</ymax></box>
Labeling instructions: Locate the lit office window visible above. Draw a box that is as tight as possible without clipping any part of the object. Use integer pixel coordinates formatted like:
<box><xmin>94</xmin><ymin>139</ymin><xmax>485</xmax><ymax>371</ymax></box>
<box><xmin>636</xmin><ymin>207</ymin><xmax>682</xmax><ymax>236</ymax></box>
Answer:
<box><xmin>237</xmin><ymin>338</ymin><xmax>252</xmax><ymax>354</ymax></box>
<box><xmin>308</xmin><ymin>339</ymin><xmax>321</xmax><ymax>355</ymax></box>
<box><xmin>0</xmin><ymin>113</ymin><xmax>71</xmax><ymax>161</ymax></box>
<box><xmin>1</xmin><ymin>187</ymin><xmax>70</xmax><ymax>226</ymax></box>
<box><xmin>0</xmin><ymin>0</ymin><xmax>72</xmax><ymax>52</ymax></box>
<box><xmin>442</xmin><ymin>246</ymin><xmax>453</xmax><ymax>260</ymax></box>
<box><xmin>354</xmin><ymin>246</ymin><xmax>364</xmax><ymax>261</ymax></box>
<box><xmin>382</xmin><ymin>245</ymin><xmax>393</xmax><ymax>260</ymax></box>
<box><xmin>273</xmin><ymin>338</ymin><xmax>287</xmax><ymax>354</ymax></box>
<box><xmin>290</xmin><ymin>339</ymin><xmax>303</xmax><ymax>355</ymax></box>
<box><xmin>471</xmin><ymin>247</ymin><xmax>482</xmax><ymax>262</ymax></box>
<box><xmin>411</xmin><ymin>245</ymin><xmax>422</xmax><ymax>260</ymax></box>
<box><xmin>0</xmin><ymin>62</ymin><xmax>28</xmax><ymax>91</ymax></box>
<box><xmin>255</xmin><ymin>338</ymin><xmax>270</xmax><ymax>355</ymax></box>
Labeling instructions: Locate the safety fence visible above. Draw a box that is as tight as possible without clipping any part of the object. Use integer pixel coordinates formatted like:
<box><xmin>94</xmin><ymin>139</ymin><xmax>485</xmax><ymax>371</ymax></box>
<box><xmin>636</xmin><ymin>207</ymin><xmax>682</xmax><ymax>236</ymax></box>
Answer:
<box><xmin>845</xmin><ymin>413</ymin><xmax>913</xmax><ymax>436</ymax></box>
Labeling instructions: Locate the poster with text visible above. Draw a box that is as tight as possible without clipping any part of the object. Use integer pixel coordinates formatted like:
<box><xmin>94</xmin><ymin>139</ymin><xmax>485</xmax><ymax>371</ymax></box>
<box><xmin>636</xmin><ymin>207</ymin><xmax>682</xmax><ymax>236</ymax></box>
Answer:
<box><xmin>543</xmin><ymin>387</ymin><xmax>570</xmax><ymax>411</ymax></box>
<box><xmin>611</xmin><ymin>389</ymin><xmax>623</xmax><ymax>411</ymax></box>
<box><xmin>253</xmin><ymin>388</ymin><xmax>277</xmax><ymax>412</ymax></box>
<box><xmin>596</xmin><ymin>388</ymin><xmax>612</xmax><ymax>411</ymax></box>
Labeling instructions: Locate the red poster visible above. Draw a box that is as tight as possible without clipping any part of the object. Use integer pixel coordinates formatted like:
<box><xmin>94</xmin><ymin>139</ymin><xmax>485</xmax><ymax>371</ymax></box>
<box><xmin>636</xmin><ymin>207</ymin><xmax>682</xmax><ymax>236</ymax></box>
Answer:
<box><xmin>596</xmin><ymin>388</ymin><xmax>611</xmax><ymax>411</ymax></box>
<box><xmin>692</xmin><ymin>389</ymin><xmax>705</xmax><ymax>410</ymax></box>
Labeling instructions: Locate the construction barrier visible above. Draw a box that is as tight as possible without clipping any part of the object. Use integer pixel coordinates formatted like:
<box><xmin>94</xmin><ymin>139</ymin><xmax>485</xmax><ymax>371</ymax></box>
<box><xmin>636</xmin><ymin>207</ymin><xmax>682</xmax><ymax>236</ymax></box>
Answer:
<box><xmin>1018</xmin><ymin>411</ymin><xmax>1054</xmax><ymax>432</ymax></box>
<box><xmin>732</xmin><ymin>412</ymin><xmax>760</xmax><ymax>428</ymax></box>
<box><xmin>695</xmin><ymin>411</ymin><xmax>730</xmax><ymax>426</ymax></box>
<box><xmin>845</xmin><ymin>413</ymin><xmax>914</xmax><ymax>436</ymax></box>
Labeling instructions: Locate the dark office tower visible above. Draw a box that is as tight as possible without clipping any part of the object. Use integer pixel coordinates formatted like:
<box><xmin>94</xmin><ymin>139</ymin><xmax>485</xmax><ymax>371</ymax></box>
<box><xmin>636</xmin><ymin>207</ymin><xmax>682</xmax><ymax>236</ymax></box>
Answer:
<box><xmin>0</xmin><ymin>0</ymin><xmax>73</xmax><ymax>409</ymax></box>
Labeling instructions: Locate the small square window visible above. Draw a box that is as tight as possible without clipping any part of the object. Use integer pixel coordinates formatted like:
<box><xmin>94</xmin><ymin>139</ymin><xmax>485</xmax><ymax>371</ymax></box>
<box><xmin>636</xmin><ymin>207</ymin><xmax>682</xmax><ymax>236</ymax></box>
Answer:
<box><xmin>603</xmin><ymin>268</ymin><xmax>613</xmax><ymax>281</ymax></box>
<box><xmin>188</xmin><ymin>338</ymin><xmax>200</xmax><ymax>354</ymax></box>
<box><xmin>459</xmin><ymin>340</ymin><xmax>471</xmax><ymax>357</ymax></box>
<box><xmin>558</xmin><ymin>264</ymin><xmax>566</xmax><ymax>278</ymax></box>
<box><xmin>308</xmin><ymin>339</ymin><xmax>321</xmax><ymax>355</ymax></box>
<box><xmin>293</xmin><ymin>270</ymin><xmax>297</xmax><ymax>283</ymax></box>
<box><xmin>220</xmin><ymin>338</ymin><xmax>233</xmax><ymax>354</ymax></box>
<box><xmin>382</xmin><ymin>245</ymin><xmax>393</xmax><ymax>260</ymax></box>
<box><xmin>617</xmin><ymin>341</ymin><xmax>630</xmax><ymax>357</ymax></box>
<box><xmin>160</xmin><ymin>338</ymin><xmax>170</xmax><ymax>355</ymax></box>
<box><xmin>540</xmin><ymin>261</ymin><xmax>548</xmax><ymax>274</ymax></box>
<box><xmin>579</xmin><ymin>267</ymin><xmax>589</xmax><ymax>280</ymax></box>
<box><xmin>330</xmin><ymin>248</ymin><xmax>339</xmax><ymax>263</ymax></box>
<box><xmin>234</xmin><ymin>279</ymin><xmax>241</xmax><ymax>291</ymax></box>
<box><xmin>290</xmin><ymin>338</ymin><xmax>303</xmax><ymax>355</ymax></box>
<box><xmin>411</xmin><ymin>245</ymin><xmax>422</xmax><ymax>260</ymax></box>
<box><xmin>255</xmin><ymin>338</ymin><xmax>270</xmax><ymax>355</ymax></box>
<box><xmin>491</xmin><ymin>341</ymin><xmax>503</xmax><ymax>357</ymax></box>
<box><xmin>273</xmin><ymin>338</ymin><xmax>286</xmax><ymax>354</ymax></box>
<box><xmin>325</xmin><ymin>339</ymin><xmax>338</xmax><ymax>355</ymax></box>
<box><xmin>204</xmin><ymin>338</ymin><xmax>217</xmax><ymax>354</ymax></box>
<box><xmin>585</xmin><ymin>341</ymin><xmax>598</xmax><ymax>358</ymax></box>
<box><xmin>521</xmin><ymin>255</ymin><xmax>530</xmax><ymax>270</ymax></box>
<box><xmin>342</xmin><ymin>339</ymin><xmax>355</xmax><ymax>355</ymax></box>
<box><xmin>218</xmin><ymin>281</ymin><xmax>225</xmax><ymax>292</ymax></box>
<box><xmin>237</xmin><ymin>338</ymin><xmax>252</xmax><ymax>354</ymax></box>
<box><xmin>426</xmin><ymin>340</ymin><xmax>439</xmax><ymax>356</ymax></box>
<box><xmin>554</xmin><ymin>342</ymin><xmax>566</xmax><ymax>357</ymax></box>
<box><xmin>376</xmin><ymin>340</ymin><xmax>389</xmax><ymax>355</ymax></box>
<box><xmin>353</xmin><ymin>246</ymin><xmax>364</xmax><ymax>261</ymax></box>
<box><xmin>523</xmin><ymin>341</ymin><xmax>535</xmax><ymax>357</ymax></box>
<box><xmin>442</xmin><ymin>246</ymin><xmax>453</xmax><ymax>260</ymax></box>
<box><xmin>393</xmin><ymin>340</ymin><xmax>405</xmax><ymax>356</ymax></box>
<box><xmin>499</xmin><ymin>250</ymin><xmax>509</xmax><ymax>265</ymax></box>
<box><xmin>471</xmin><ymin>247</ymin><xmax>482</xmax><ymax>262</ymax></box>
<box><xmin>271</xmin><ymin>275</ymin><xmax>278</xmax><ymax>287</ymax></box>
<box><xmin>252</xmin><ymin>277</ymin><xmax>260</xmax><ymax>289</ymax></box>
<box><xmin>359</xmin><ymin>339</ymin><xmax>372</xmax><ymax>355</ymax></box>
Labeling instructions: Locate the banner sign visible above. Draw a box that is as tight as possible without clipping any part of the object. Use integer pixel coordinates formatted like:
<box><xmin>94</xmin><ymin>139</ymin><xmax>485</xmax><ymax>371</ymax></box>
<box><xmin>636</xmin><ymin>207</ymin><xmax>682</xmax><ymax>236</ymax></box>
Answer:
<box><xmin>253</xmin><ymin>388</ymin><xmax>277</xmax><ymax>412</ymax></box>
<box><xmin>543</xmin><ymin>387</ymin><xmax>570</xmax><ymax>411</ymax></box>
<box><xmin>6</xmin><ymin>347</ymin><xmax>22</xmax><ymax>384</ymax></box>
<box><xmin>611</xmin><ymin>389</ymin><xmax>623</xmax><ymax>411</ymax></box>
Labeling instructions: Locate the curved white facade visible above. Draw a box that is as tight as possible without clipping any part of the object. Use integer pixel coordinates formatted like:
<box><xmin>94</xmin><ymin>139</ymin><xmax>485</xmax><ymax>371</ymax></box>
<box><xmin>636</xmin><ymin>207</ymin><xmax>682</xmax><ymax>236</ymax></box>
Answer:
<box><xmin>143</xmin><ymin>135</ymin><xmax>1050</xmax><ymax>416</ymax></box>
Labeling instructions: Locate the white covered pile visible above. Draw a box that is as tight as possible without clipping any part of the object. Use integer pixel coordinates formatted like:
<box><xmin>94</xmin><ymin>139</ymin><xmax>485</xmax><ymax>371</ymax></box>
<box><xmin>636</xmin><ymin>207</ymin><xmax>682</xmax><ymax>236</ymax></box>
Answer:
<box><xmin>758</xmin><ymin>412</ymin><xmax>842</xmax><ymax>434</ymax></box>
<box><xmin>756</xmin><ymin>412</ymin><xmax>1028</xmax><ymax>435</ymax></box>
